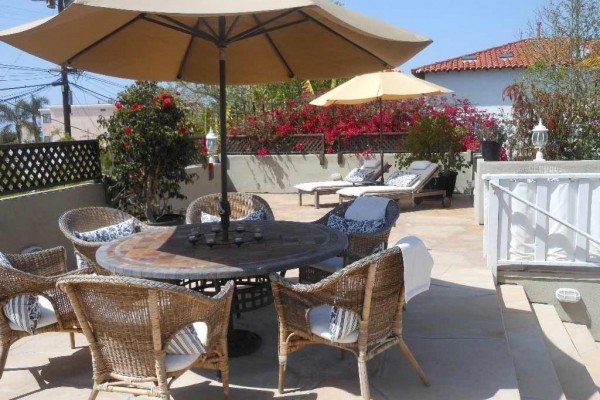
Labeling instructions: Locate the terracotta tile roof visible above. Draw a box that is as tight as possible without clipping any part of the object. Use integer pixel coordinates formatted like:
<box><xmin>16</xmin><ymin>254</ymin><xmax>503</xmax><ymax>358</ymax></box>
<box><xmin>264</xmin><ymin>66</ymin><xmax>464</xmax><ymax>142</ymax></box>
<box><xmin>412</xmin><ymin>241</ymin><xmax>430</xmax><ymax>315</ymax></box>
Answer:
<box><xmin>412</xmin><ymin>38</ymin><xmax>547</xmax><ymax>75</ymax></box>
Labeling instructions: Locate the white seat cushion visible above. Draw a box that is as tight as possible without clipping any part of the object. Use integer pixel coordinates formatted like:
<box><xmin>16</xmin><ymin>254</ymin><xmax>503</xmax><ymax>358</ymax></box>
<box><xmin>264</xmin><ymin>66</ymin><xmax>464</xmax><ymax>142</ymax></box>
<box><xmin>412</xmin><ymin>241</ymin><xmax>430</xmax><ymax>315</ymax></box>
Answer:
<box><xmin>308</xmin><ymin>306</ymin><xmax>359</xmax><ymax>344</ymax></box>
<box><xmin>295</xmin><ymin>181</ymin><xmax>355</xmax><ymax>191</ymax></box>
<box><xmin>408</xmin><ymin>160</ymin><xmax>432</xmax><ymax>170</ymax></box>
<box><xmin>164</xmin><ymin>321</ymin><xmax>208</xmax><ymax>372</ymax></box>
<box><xmin>165</xmin><ymin>354</ymin><xmax>200</xmax><ymax>373</ymax></box>
<box><xmin>6</xmin><ymin>295</ymin><xmax>57</xmax><ymax>332</ymax></box>
<box><xmin>344</xmin><ymin>196</ymin><xmax>389</xmax><ymax>221</ymax></box>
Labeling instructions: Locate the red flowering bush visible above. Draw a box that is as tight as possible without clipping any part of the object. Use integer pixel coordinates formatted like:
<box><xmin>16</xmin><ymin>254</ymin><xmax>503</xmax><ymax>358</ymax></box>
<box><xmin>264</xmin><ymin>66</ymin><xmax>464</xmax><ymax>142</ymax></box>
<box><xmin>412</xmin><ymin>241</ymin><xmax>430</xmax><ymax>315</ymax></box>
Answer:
<box><xmin>229</xmin><ymin>93</ymin><xmax>498</xmax><ymax>157</ymax></box>
<box><xmin>99</xmin><ymin>81</ymin><xmax>207</xmax><ymax>222</ymax></box>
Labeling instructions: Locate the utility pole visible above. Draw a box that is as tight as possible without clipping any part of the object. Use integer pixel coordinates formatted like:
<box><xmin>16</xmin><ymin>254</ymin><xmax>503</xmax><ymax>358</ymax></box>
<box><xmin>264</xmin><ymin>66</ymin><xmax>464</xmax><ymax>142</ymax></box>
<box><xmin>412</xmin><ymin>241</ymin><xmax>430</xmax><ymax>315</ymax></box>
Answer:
<box><xmin>56</xmin><ymin>0</ymin><xmax>72</xmax><ymax>138</ymax></box>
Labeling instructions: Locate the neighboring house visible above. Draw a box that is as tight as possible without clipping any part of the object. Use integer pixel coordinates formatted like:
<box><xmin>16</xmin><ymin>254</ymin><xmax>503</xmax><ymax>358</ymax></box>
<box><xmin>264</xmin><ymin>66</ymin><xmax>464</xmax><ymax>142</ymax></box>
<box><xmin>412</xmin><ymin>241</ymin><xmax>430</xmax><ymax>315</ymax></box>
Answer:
<box><xmin>39</xmin><ymin>104</ymin><xmax>115</xmax><ymax>141</ymax></box>
<box><xmin>412</xmin><ymin>38</ymin><xmax>543</xmax><ymax>117</ymax></box>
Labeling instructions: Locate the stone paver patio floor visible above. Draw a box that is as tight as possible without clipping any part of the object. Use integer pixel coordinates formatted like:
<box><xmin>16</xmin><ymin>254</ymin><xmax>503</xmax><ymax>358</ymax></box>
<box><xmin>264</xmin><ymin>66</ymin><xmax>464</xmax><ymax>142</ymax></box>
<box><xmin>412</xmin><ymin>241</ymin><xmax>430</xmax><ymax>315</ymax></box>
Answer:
<box><xmin>1</xmin><ymin>194</ymin><xmax>520</xmax><ymax>399</ymax></box>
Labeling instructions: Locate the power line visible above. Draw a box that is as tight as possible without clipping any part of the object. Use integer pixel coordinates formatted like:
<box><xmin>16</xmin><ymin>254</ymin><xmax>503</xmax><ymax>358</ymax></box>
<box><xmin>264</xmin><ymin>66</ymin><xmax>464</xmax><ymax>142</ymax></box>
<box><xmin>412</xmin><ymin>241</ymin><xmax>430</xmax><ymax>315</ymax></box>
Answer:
<box><xmin>0</xmin><ymin>83</ymin><xmax>53</xmax><ymax>91</ymax></box>
<box><xmin>0</xmin><ymin>85</ymin><xmax>50</xmax><ymax>103</ymax></box>
<box><xmin>0</xmin><ymin>63</ymin><xmax>51</xmax><ymax>73</ymax></box>
<box><xmin>70</xmin><ymin>82</ymin><xmax>112</xmax><ymax>102</ymax></box>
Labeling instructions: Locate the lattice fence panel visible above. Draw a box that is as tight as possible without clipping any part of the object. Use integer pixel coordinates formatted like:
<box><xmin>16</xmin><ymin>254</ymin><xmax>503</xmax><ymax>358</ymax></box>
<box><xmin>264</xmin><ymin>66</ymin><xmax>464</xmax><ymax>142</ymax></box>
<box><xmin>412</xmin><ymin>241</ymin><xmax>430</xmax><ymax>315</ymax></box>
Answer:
<box><xmin>203</xmin><ymin>133</ymin><xmax>406</xmax><ymax>155</ymax></box>
<box><xmin>227</xmin><ymin>136</ymin><xmax>257</xmax><ymax>154</ymax></box>
<box><xmin>227</xmin><ymin>134</ymin><xmax>325</xmax><ymax>155</ymax></box>
<box><xmin>0</xmin><ymin>140</ymin><xmax>102</xmax><ymax>195</ymax></box>
<box><xmin>339</xmin><ymin>133</ymin><xmax>408</xmax><ymax>153</ymax></box>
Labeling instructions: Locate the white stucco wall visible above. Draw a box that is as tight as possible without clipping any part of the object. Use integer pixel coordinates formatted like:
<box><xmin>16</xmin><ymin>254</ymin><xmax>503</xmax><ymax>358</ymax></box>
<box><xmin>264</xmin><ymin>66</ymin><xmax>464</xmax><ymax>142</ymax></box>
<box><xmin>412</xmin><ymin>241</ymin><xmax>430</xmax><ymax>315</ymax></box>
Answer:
<box><xmin>39</xmin><ymin>104</ymin><xmax>115</xmax><ymax>141</ymax></box>
<box><xmin>422</xmin><ymin>69</ymin><xmax>523</xmax><ymax>117</ymax></box>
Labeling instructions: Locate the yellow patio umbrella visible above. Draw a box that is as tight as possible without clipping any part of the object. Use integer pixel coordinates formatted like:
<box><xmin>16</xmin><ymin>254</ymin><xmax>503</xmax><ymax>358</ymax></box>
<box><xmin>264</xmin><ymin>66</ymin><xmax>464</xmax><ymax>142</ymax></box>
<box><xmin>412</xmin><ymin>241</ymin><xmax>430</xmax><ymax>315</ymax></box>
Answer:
<box><xmin>0</xmin><ymin>0</ymin><xmax>432</xmax><ymax>234</ymax></box>
<box><xmin>310</xmin><ymin>69</ymin><xmax>453</xmax><ymax>183</ymax></box>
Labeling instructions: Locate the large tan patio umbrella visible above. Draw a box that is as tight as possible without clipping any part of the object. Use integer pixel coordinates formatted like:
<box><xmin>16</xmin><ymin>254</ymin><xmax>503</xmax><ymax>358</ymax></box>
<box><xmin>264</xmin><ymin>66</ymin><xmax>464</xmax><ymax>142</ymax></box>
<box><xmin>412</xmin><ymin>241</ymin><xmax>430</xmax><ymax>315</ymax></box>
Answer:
<box><xmin>0</xmin><ymin>0</ymin><xmax>432</xmax><ymax>236</ymax></box>
<box><xmin>310</xmin><ymin>69</ymin><xmax>453</xmax><ymax>184</ymax></box>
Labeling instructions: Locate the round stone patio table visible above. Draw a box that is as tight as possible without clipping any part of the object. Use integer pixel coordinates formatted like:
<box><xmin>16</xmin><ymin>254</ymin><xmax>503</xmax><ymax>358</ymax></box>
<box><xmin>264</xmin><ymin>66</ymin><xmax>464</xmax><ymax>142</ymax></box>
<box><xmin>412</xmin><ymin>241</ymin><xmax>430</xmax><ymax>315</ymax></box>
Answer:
<box><xmin>96</xmin><ymin>220</ymin><xmax>348</xmax><ymax>357</ymax></box>
<box><xmin>96</xmin><ymin>220</ymin><xmax>347</xmax><ymax>279</ymax></box>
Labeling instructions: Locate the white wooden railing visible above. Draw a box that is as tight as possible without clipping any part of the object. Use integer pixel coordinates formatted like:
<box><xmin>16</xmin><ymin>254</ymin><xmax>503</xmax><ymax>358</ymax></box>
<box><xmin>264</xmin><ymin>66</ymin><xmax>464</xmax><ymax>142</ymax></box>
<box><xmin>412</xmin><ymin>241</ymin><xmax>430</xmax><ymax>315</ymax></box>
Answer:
<box><xmin>483</xmin><ymin>173</ymin><xmax>600</xmax><ymax>282</ymax></box>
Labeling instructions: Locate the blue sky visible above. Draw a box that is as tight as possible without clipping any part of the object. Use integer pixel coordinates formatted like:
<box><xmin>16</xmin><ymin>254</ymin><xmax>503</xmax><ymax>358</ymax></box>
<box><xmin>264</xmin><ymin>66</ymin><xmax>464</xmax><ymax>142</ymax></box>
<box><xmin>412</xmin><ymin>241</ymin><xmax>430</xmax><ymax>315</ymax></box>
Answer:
<box><xmin>0</xmin><ymin>0</ymin><xmax>548</xmax><ymax>106</ymax></box>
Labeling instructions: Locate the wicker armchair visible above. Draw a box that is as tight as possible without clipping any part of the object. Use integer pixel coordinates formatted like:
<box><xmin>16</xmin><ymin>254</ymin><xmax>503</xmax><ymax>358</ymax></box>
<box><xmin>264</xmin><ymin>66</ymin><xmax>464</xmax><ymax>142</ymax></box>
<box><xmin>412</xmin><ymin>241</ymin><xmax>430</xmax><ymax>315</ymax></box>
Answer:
<box><xmin>185</xmin><ymin>192</ymin><xmax>275</xmax><ymax>224</ymax></box>
<box><xmin>0</xmin><ymin>246</ymin><xmax>92</xmax><ymax>379</ymax></box>
<box><xmin>299</xmin><ymin>198</ymin><xmax>400</xmax><ymax>283</ymax></box>
<box><xmin>57</xmin><ymin>275</ymin><xmax>234</xmax><ymax>400</ymax></box>
<box><xmin>58</xmin><ymin>206</ymin><xmax>153</xmax><ymax>274</ymax></box>
<box><xmin>271</xmin><ymin>246</ymin><xmax>429</xmax><ymax>400</ymax></box>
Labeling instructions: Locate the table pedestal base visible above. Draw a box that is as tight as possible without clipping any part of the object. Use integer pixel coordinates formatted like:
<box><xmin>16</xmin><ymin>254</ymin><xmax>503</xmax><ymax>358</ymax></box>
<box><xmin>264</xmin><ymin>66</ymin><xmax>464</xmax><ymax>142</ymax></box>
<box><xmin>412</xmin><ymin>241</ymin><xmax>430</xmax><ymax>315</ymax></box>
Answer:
<box><xmin>228</xmin><ymin>329</ymin><xmax>262</xmax><ymax>357</ymax></box>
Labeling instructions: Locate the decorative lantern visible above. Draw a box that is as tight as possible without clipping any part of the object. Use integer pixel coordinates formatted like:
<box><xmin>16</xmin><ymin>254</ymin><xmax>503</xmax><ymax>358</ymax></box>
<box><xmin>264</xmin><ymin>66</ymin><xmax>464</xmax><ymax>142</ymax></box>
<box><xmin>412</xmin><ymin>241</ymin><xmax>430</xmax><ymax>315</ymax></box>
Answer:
<box><xmin>205</xmin><ymin>127</ymin><xmax>219</xmax><ymax>163</ymax></box>
<box><xmin>531</xmin><ymin>119</ymin><xmax>548</xmax><ymax>161</ymax></box>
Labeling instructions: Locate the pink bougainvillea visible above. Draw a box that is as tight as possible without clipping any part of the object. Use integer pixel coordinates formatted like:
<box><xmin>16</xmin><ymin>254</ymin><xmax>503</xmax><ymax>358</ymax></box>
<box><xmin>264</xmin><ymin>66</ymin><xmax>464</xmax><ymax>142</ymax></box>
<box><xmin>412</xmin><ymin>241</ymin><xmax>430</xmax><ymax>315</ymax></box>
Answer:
<box><xmin>229</xmin><ymin>92</ymin><xmax>500</xmax><ymax>156</ymax></box>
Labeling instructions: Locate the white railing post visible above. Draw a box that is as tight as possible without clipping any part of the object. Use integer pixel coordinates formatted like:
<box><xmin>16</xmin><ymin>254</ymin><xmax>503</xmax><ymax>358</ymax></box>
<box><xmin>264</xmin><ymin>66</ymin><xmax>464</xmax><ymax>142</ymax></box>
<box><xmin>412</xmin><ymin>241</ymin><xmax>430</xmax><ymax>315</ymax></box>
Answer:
<box><xmin>486</xmin><ymin>178</ymin><xmax>500</xmax><ymax>282</ymax></box>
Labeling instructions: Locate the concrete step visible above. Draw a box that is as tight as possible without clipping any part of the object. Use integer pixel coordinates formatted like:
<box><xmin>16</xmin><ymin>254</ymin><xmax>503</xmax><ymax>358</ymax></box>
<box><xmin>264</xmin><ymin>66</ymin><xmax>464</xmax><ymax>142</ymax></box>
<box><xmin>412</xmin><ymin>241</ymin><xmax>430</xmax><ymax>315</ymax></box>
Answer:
<box><xmin>564</xmin><ymin>322</ymin><xmax>600</xmax><ymax>390</ymax></box>
<box><xmin>533</xmin><ymin>303</ymin><xmax>600</xmax><ymax>400</ymax></box>
<box><xmin>498</xmin><ymin>284</ymin><xmax>566</xmax><ymax>400</ymax></box>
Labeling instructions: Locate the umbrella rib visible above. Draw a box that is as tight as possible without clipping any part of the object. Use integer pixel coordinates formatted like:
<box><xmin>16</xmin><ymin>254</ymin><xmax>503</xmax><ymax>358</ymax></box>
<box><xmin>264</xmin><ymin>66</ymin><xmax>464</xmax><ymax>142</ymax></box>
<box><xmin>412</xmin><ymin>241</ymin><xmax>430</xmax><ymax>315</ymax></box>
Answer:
<box><xmin>251</xmin><ymin>15</ymin><xmax>295</xmax><ymax>79</ymax></box>
<box><xmin>228</xmin><ymin>8</ymin><xmax>301</xmax><ymax>43</ymax></box>
<box><xmin>199</xmin><ymin>17</ymin><xmax>219</xmax><ymax>40</ymax></box>
<box><xmin>231</xmin><ymin>18</ymin><xmax>309</xmax><ymax>44</ymax></box>
<box><xmin>298</xmin><ymin>10</ymin><xmax>392</xmax><ymax>69</ymax></box>
<box><xmin>67</xmin><ymin>14</ymin><xmax>145</xmax><ymax>65</ymax></box>
<box><xmin>225</xmin><ymin>16</ymin><xmax>241</xmax><ymax>39</ymax></box>
<box><xmin>153</xmin><ymin>15</ymin><xmax>217</xmax><ymax>43</ymax></box>
<box><xmin>176</xmin><ymin>19</ymin><xmax>202</xmax><ymax>80</ymax></box>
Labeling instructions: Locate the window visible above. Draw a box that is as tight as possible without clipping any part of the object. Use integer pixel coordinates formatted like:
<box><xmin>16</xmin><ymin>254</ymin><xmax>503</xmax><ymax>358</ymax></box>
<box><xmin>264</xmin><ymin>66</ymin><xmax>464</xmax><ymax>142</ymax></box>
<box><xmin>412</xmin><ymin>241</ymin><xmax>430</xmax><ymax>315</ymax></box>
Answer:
<box><xmin>42</xmin><ymin>113</ymin><xmax>51</xmax><ymax>123</ymax></box>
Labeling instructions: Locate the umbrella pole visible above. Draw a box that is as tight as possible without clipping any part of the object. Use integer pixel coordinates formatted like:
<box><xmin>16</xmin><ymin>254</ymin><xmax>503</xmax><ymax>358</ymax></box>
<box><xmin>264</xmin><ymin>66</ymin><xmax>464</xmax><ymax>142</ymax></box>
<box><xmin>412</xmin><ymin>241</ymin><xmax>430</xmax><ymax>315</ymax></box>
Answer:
<box><xmin>218</xmin><ymin>19</ymin><xmax>231</xmax><ymax>241</ymax></box>
<box><xmin>379</xmin><ymin>98</ymin><xmax>384</xmax><ymax>185</ymax></box>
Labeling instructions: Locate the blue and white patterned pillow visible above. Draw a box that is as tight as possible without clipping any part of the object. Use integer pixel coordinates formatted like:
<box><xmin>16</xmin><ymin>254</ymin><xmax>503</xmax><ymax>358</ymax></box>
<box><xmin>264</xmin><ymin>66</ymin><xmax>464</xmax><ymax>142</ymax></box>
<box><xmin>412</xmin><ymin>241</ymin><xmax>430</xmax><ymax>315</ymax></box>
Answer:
<box><xmin>385</xmin><ymin>171</ymin><xmax>418</xmax><ymax>187</ymax></box>
<box><xmin>327</xmin><ymin>214</ymin><xmax>384</xmax><ymax>234</ymax></box>
<box><xmin>242</xmin><ymin>208</ymin><xmax>267</xmax><ymax>221</ymax></box>
<box><xmin>3</xmin><ymin>295</ymin><xmax>40</xmax><ymax>335</ymax></box>
<box><xmin>0</xmin><ymin>252</ymin><xmax>11</xmax><ymax>267</ymax></box>
<box><xmin>200</xmin><ymin>208</ymin><xmax>267</xmax><ymax>223</ymax></box>
<box><xmin>73</xmin><ymin>218</ymin><xmax>136</xmax><ymax>243</ymax></box>
<box><xmin>329</xmin><ymin>306</ymin><xmax>359</xmax><ymax>342</ymax></box>
<box><xmin>166</xmin><ymin>323</ymin><xmax>206</xmax><ymax>355</ymax></box>
<box><xmin>344</xmin><ymin>168</ymin><xmax>373</xmax><ymax>183</ymax></box>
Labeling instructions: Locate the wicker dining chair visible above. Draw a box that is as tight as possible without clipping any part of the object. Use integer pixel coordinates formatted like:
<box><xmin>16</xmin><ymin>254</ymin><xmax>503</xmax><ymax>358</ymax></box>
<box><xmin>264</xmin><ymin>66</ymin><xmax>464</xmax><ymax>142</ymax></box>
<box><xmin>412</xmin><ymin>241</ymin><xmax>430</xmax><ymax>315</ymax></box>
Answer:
<box><xmin>185</xmin><ymin>192</ymin><xmax>275</xmax><ymax>224</ymax></box>
<box><xmin>57</xmin><ymin>275</ymin><xmax>234</xmax><ymax>400</ymax></box>
<box><xmin>59</xmin><ymin>206</ymin><xmax>153</xmax><ymax>274</ymax></box>
<box><xmin>299</xmin><ymin>198</ymin><xmax>400</xmax><ymax>283</ymax></box>
<box><xmin>271</xmin><ymin>246</ymin><xmax>429</xmax><ymax>400</ymax></box>
<box><xmin>0</xmin><ymin>246</ymin><xmax>92</xmax><ymax>379</ymax></box>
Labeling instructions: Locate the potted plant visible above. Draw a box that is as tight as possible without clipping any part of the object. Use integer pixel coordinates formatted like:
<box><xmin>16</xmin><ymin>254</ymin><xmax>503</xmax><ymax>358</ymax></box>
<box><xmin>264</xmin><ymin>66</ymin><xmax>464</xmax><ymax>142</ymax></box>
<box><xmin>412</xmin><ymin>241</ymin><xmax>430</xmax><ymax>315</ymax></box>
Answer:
<box><xmin>395</xmin><ymin>114</ymin><xmax>469</xmax><ymax>197</ymax></box>
<box><xmin>99</xmin><ymin>81</ymin><xmax>207</xmax><ymax>225</ymax></box>
<box><xmin>476</xmin><ymin>118</ymin><xmax>509</xmax><ymax>161</ymax></box>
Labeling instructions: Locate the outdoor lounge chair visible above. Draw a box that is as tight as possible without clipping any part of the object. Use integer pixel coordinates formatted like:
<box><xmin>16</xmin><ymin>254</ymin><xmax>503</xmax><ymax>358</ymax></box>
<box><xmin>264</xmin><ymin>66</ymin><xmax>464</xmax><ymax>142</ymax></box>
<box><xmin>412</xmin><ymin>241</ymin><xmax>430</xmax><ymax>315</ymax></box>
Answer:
<box><xmin>337</xmin><ymin>160</ymin><xmax>451</xmax><ymax>207</ymax></box>
<box><xmin>294</xmin><ymin>158</ymin><xmax>391</xmax><ymax>208</ymax></box>
<box><xmin>57</xmin><ymin>275</ymin><xmax>234</xmax><ymax>400</ymax></box>
<box><xmin>0</xmin><ymin>246</ymin><xmax>92</xmax><ymax>380</ymax></box>
<box><xmin>270</xmin><ymin>246</ymin><xmax>429</xmax><ymax>400</ymax></box>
